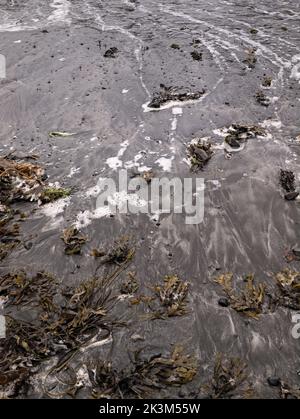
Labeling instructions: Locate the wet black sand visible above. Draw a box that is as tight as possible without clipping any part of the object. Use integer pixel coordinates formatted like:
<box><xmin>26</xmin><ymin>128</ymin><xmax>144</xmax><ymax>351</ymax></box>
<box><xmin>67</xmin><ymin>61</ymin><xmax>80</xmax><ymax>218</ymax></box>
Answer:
<box><xmin>0</xmin><ymin>0</ymin><xmax>300</xmax><ymax>398</ymax></box>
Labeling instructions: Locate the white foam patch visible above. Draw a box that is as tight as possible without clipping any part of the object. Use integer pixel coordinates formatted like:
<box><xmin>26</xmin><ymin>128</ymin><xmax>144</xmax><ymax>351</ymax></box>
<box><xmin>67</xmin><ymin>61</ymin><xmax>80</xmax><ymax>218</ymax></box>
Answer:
<box><xmin>291</xmin><ymin>62</ymin><xmax>300</xmax><ymax>82</ymax></box>
<box><xmin>261</xmin><ymin>119</ymin><xmax>282</xmax><ymax>129</ymax></box>
<box><xmin>40</xmin><ymin>197</ymin><xmax>71</xmax><ymax>218</ymax></box>
<box><xmin>155</xmin><ymin>156</ymin><xmax>174</xmax><ymax>171</ymax></box>
<box><xmin>106</xmin><ymin>140</ymin><xmax>129</xmax><ymax>170</ymax></box>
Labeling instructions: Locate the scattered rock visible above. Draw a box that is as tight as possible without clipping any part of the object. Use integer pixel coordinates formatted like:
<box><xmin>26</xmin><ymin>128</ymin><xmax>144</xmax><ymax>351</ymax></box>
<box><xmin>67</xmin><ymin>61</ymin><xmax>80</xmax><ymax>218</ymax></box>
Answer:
<box><xmin>218</xmin><ymin>297</ymin><xmax>230</xmax><ymax>307</ymax></box>
<box><xmin>267</xmin><ymin>377</ymin><xmax>281</xmax><ymax>387</ymax></box>
<box><xmin>104</xmin><ymin>47</ymin><xmax>118</xmax><ymax>58</ymax></box>
<box><xmin>191</xmin><ymin>50</ymin><xmax>202</xmax><ymax>61</ymax></box>
<box><xmin>284</xmin><ymin>191</ymin><xmax>299</xmax><ymax>201</ymax></box>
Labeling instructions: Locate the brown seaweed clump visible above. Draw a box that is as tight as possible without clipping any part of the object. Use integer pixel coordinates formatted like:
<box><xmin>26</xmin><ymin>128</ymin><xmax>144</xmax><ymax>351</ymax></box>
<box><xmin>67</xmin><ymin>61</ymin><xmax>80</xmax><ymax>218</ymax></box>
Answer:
<box><xmin>280</xmin><ymin>382</ymin><xmax>300</xmax><ymax>399</ymax></box>
<box><xmin>0</xmin><ymin>274</ymin><xmax>117</xmax><ymax>397</ymax></box>
<box><xmin>93</xmin><ymin>236</ymin><xmax>135</xmax><ymax>266</ymax></box>
<box><xmin>224</xmin><ymin>124</ymin><xmax>266</xmax><ymax>149</ymax></box>
<box><xmin>148</xmin><ymin>84</ymin><xmax>206</xmax><ymax>109</ymax></box>
<box><xmin>243</xmin><ymin>48</ymin><xmax>257</xmax><ymax>68</ymax></box>
<box><xmin>0</xmin><ymin>156</ymin><xmax>45</xmax><ymax>204</ymax></box>
<box><xmin>143</xmin><ymin>274</ymin><xmax>189</xmax><ymax>319</ymax></box>
<box><xmin>188</xmin><ymin>139</ymin><xmax>213</xmax><ymax>171</ymax></box>
<box><xmin>215</xmin><ymin>273</ymin><xmax>266</xmax><ymax>319</ymax></box>
<box><xmin>279</xmin><ymin>169</ymin><xmax>299</xmax><ymax>200</ymax></box>
<box><xmin>90</xmin><ymin>346</ymin><xmax>197</xmax><ymax>399</ymax></box>
<box><xmin>0</xmin><ymin>206</ymin><xmax>20</xmax><ymax>261</ymax></box>
<box><xmin>0</xmin><ymin>271</ymin><xmax>57</xmax><ymax>309</ymax></box>
<box><xmin>274</xmin><ymin>269</ymin><xmax>300</xmax><ymax>310</ymax></box>
<box><xmin>61</xmin><ymin>225</ymin><xmax>87</xmax><ymax>255</ymax></box>
<box><xmin>201</xmin><ymin>354</ymin><xmax>253</xmax><ymax>399</ymax></box>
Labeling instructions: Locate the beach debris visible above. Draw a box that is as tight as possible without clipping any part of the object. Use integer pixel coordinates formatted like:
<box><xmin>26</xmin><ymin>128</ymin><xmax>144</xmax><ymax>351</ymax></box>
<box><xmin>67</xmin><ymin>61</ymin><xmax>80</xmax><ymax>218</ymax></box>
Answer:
<box><xmin>148</xmin><ymin>84</ymin><xmax>205</xmax><ymax>109</ymax></box>
<box><xmin>274</xmin><ymin>269</ymin><xmax>300</xmax><ymax>310</ymax></box>
<box><xmin>142</xmin><ymin>170</ymin><xmax>154</xmax><ymax>184</ymax></box>
<box><xmin>255</xmin><ymin>90</ymin><xmax>270</xmax><ymax>107</ymax></box>
<box><xmin>146</xmin><ymin>275</ymin><xmax>189</xmax><ymax>319</ymax></box>
<box><xmin>262</xmin><ymin>76</ymin><xmax>272</xmax><ymax>87</ymax></box>
<box><xmin>99</xmin><ymin>236</ymin><xmax>135</xmax><ymax>265</ymax></box>
<box><xmin>201</xmin><ymin>354</ymin><xmax>251</xmax><ymax>399</ymax></box>
<box><xmin>0</xmin><ymin>271</ymin><xmax>121</xmax><ymax>397</ymax></box>
<box><xmin>104</xmin><ymin>47</ymin><xmax>118</xmax><ymax>58</ymax></box>
<box><xmin>0</xmin><ymin>156</ymin><xmax>45</xmax><ymax>203</ymax></box>
<box><xmin>0</xmin><ymin>209</ymin><xmax>20</xmax><ymax>260</ymax></box>
<box><xmin>224</xmin><ymin>124</ymin><xmax>266</xmax><ymax>150</ymax></box>
<box><xmin>48</xmin><ymin>131</ymin><xmax>75</xmax><ymax>138</ymax></box>
<box><xmin>0</xmin><ymin>271</ymin><xmax>57</xmax><ymax>308</ymax></box>
<box><xmin>215</xmin><ymin>273</ymin><xmax>266</xmax><ymax>319</ymax></box>
<box><xmin>267</xmin><ymin>377</ymin><xmax>281</xmax><ymax>387</ymax></box>
<box><xmin>61</xmin><ymin>225</ymin><xmax>87</xmax><ymax>255</ymax></box>
<box><xmin>188</xmin><ymin>139</ymin><xmax>213</xmax><ymax>171</ymax></box>
<box><xmin>244</xmin><ymin>48</ymin><xmax>257</xmax><ymax>68</ymax></box>
<box><xmin>90</xmin><ymin>345</ymin><xmax>197</xmax><ymax>398</ymax></box>
<box><xmin>279</xmin><ymin>169</ymin><xmax>299</xmax><ymax>200</ymax></box>
<box><xmin>39</xmin><ymin>187</ymin><xmax>71</xmax><ymax>204</ymax></box>
<box><xmin>280</xmin><ymin>382</ymin><xmax>300</xmax><ymax>399</ymax></box>
<box><xmin>285</xmin><ymin>247</ymin><xmax>300</xmax><ymax>263</ymax></box>
<box><xmin>191</xmin><ymin>50</ymin><xmax>202</xmax><ymax>61</ymax></box>
<box><xmin>120</xmin><ymin>272</ymin><xmax>139</xmax><ymax>295</ymax></box>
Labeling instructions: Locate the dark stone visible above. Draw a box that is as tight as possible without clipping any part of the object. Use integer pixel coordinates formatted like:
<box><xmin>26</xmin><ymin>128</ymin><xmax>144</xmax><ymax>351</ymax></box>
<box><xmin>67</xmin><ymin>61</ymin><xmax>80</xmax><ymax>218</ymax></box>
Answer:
<box><xmin>225</xmin><ymin>135</ymin><xmax>241</xmax><ymax>148</ymax></box>
<box><xmin>267</xmin><ymin>377</ymin><xmax>281</xmax><ymax>387</ymax></box>
<box><xmin>292</xmin><ymin>247</ymin><xmax>300</xmax><ymax>257</ymax></box>
<box><xmin>285</xmin><ymin>191</ymin><xmax>299</xmax><ymax>201</ymax></box>
<box><xmin>104</xmin><ymin>47</ymin><xmax>118</xmax><ymax>58</ymax></box>
<box><xmin>218</xmin><ymin>297</ymin><xmax>230</xmax><ymax>307</ymax></box>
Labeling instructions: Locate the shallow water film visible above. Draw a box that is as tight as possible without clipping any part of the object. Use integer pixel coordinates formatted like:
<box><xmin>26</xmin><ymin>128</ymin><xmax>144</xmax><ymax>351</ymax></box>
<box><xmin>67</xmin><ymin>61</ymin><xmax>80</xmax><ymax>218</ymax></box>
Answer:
<box><xmin>0</xmin><ymin>0</ymin><xmax>300</xmax><ymax>399</ymax></box>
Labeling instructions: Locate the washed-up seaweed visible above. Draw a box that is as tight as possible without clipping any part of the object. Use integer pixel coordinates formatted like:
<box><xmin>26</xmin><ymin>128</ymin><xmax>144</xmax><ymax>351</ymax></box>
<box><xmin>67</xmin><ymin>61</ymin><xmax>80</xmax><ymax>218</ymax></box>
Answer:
<box><xmin>201</xmin><ymin>354</ymin><xmax>252</xmax><ymax>399</ymax></box>
<box><xmin>61</xmin><ymin>226</ymin><xmax>87</xmax><ymax>255</ymax></box>
<box><xmin>215</xmin><ymin>274</ymin><xmax>266</xmax><ymax>319</ymax></box>
<box><xmin>39</xmin><ymin>187</ymin><xmax>71</xmax><ymax>204</ymax></box>
<box><xmin>144</xmin><ymin>275</ymin><xmax>189</xmax><ymax>319</ymax></box>
<box><xmin>0</xmin><ymin>271</ymin><xmax>57</xmax><ymax>309</ymax></box>
<box><xmin>120</xmin><ymin>272</ymin><xmax>139</xmax><ymax>295</ymax></box>
<box><xmin>224</xmin><ymin>124</ymin><xmax>266</xmax><ymax>149</ymax></box>
<box><xmin>188</xmin><ymin>139</ymin><xmax>213</xmax><ymax>171</ymax></box>
<box><xmin>262</xmin><ymin>76</ymin><xmax>272</xmax><ymax>87</ymax></box>
<box><xmin>90</xmin><ymin>346</ymin><xmax>197</xmax><ymax>399</ymax></box>
<box><xmin>93</xmin><ymin>236</ymin><xmax>135</xmax><ymax>266</ymax></box>
<box><xmin>48</xmin><ymin>131</ymin><xmax>75</xmax><ymax>138</ymax></box>
<box><xmin>0</xmin><ymin>205</ymin><xmax>21</xmax><ymax>261</ymax></box>
<box><xmin>274</xmin><ymin>269</ymin><xmax>300</xmax><ymax>310</ymax></box>
<box><xmin>255</xmin><ymin>91</ymin><xmax>270</xmax><ymax>107</ymax></box>
<box><xmin>148</xmin><ymin>84</ymin><xmax>205</xmax><ymax>109</ymax></box>
<box><xmin>0</xmin><ymin>155</ymin><xmax>45</xmax><ymax>204</ymax></box>
<box><xmin>0</xmin><ymin>274</ymin><xmax>119</xmax><ymax>397</ymax></box>
<box><xmin>280</xmin><ymin>382</ymin><xmax>300</xmax><ymax>399</ymax></box>
<box><xmin>243</xmin><ymin>48</ymin><xmax>257</xmax><ymax>68</ymax></box>
<box><xmin>191</xmin><ymin>50</ymin><xmax>202</xmax><ymax>61</ymax></box>
<box><xmin>279</xmin><ymin>169</ymin><xmax>299</xmax><ymax>200</ymax></box>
